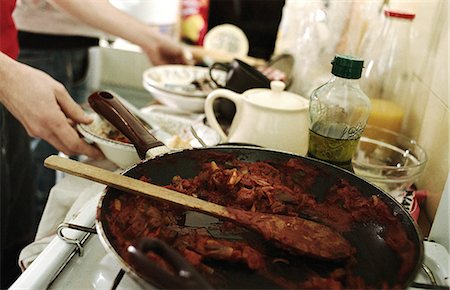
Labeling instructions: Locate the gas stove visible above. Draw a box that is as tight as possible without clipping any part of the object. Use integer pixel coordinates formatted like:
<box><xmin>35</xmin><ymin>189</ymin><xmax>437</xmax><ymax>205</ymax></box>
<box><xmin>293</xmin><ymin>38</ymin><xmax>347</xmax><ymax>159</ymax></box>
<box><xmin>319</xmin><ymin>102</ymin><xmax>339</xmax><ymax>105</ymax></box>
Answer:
<box><xmin>9</xmin><ymin>174</ymin><xmax>450</xmax><ymax>290</ymax></box>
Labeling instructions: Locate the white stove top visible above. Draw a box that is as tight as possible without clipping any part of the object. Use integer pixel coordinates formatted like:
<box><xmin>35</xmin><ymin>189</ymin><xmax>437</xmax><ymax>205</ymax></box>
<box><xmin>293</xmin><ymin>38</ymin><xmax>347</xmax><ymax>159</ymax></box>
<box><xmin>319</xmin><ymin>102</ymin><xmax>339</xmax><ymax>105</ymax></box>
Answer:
<box><xmin>46</xmin><ymin>236</ymin><xmax>450</xmax><ymax>290</ymax></box>
<box><xmin>48</xmin><ymin>235</ymin><xmax>143</xmax><ymax>290</ymax></box>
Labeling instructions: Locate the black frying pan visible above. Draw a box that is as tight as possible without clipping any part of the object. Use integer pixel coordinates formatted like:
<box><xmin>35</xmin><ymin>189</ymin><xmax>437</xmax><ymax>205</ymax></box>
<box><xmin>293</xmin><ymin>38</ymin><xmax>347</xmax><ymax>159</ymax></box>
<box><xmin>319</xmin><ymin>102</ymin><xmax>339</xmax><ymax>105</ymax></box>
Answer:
<box><xmin>88</xmin><ymin>91</ymin><xmax>423</xmax><ymax>289</ymax></box>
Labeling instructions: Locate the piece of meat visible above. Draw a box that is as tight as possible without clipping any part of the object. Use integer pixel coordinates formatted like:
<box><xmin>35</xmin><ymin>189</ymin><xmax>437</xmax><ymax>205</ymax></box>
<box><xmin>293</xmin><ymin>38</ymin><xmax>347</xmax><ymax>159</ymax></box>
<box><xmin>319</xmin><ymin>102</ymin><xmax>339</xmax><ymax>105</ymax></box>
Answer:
<box><xmin>225</xmin><ymin>208</ymin><xmax>354</xmax><ymax>260</ymax></box>
<box><xmin>174</xmin><ymin>234</ymin><xmax>266</xmax><ymax>271</ymax></box>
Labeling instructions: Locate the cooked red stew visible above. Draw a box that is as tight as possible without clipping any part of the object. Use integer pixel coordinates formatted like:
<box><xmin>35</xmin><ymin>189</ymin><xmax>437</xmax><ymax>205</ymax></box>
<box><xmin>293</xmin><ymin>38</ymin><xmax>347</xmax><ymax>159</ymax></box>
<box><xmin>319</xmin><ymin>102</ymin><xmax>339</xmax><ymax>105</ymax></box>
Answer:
<box><xmin>105</xmin><ymin>157</ymin><xmax>416</xmax><ymax>289</ymax></box>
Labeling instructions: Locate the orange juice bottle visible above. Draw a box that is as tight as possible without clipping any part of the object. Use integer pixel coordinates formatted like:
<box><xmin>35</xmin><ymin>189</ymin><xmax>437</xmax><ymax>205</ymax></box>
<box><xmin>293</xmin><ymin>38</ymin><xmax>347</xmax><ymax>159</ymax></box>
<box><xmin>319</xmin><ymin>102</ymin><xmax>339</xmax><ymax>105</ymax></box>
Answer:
<box><xmin>360</xmin><ymin>9</ymin><xmax>415</xmax><ymax>135</ymax></box>
<box><xmin>367</xmin><ymin>98</ymin><xmax>404</xmax><ymax>133</ymax></box>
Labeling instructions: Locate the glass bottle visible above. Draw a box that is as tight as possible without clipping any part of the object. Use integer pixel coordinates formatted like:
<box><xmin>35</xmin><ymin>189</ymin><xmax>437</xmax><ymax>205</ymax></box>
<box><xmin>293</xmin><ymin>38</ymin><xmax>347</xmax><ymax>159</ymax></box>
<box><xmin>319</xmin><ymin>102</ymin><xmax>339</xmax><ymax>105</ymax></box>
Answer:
<box><xmin>307</xmin><ymin>55</ymin><xmax>371</xmax><ymax>172</ymax></box>
<box><xmin>360</xmin><ymin>9</ymin><xmax>415</xmax><ymax>134</ymax></box>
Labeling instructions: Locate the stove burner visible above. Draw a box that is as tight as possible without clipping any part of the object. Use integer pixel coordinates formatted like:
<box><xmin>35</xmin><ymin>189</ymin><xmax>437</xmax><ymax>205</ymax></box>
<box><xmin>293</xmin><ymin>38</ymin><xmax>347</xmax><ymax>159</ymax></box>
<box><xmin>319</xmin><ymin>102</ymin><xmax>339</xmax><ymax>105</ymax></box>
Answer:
<box><xmin>111</xmin><ymin>269</ymin><xmax>125</xmax><ymax>290</ymax></box>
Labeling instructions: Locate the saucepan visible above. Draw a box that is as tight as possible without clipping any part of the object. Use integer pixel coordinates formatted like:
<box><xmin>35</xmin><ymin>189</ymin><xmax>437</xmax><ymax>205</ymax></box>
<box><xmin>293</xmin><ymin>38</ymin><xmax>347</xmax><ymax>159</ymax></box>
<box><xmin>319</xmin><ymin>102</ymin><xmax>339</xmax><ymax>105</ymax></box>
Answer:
<box><xmin>47</xmin><ymin>91</ymin><xmax>423</xmax><ymax>289</ymax></box>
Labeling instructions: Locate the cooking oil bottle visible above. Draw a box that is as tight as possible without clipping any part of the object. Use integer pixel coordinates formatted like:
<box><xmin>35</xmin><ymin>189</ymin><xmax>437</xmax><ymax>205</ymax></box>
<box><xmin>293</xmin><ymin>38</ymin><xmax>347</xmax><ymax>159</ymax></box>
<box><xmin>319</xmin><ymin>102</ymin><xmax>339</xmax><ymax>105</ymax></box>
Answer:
<box><xmin>307</xmin><ymin>54</ymin><xmax>371</xmax><ymax>172</ymax></box>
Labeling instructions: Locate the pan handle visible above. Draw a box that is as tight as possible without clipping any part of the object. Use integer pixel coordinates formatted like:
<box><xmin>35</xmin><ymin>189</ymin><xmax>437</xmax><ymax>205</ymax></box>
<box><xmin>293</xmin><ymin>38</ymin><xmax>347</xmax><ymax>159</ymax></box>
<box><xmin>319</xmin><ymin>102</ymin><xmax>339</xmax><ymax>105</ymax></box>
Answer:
<box><xmin>88</xmin><ymin>91</ymin><xmax>165</xmax><ymax>159</ymax></box>
<box><xmin>127</xmin><ymin>238</ymin><xmax>214</xmax><ymax>289</ymax></box>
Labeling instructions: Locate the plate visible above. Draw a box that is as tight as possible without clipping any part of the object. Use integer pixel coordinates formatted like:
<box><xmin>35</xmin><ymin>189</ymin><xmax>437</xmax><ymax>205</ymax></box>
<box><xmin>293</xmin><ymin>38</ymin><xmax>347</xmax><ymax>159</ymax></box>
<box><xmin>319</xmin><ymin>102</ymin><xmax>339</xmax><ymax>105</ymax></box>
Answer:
<box><xmin>143</xmin><ymin>65</ymin><xmax>225</xmax><ymax>98</ymax></box>
<box><xmin>139</xmin><ymin>105</ymin><xmax>221</xmax><ymax>148</ymax></box>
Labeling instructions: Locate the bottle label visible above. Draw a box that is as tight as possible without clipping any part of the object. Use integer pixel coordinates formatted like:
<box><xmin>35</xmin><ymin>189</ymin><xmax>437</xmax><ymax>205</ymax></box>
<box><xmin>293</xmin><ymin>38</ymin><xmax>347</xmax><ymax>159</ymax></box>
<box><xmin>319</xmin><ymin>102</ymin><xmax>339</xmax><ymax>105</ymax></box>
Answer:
<box><xmin>311</xmin><ymin>121</ymin><xmax>365</xmax><ymax>141</ymax></box>
<box><xmin>340</xmin><ymin>123</ymin><xmax>365</xmax><ymax>140</ymax></box>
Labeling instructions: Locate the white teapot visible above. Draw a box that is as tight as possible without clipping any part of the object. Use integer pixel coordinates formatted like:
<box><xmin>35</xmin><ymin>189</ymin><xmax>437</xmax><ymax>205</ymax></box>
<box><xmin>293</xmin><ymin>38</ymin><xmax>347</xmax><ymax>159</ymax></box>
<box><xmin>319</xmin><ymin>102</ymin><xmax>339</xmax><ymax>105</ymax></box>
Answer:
<box><xmin>204</xmin><ymin>81</ymin><xmax>310</xmax><ymax>155</ymax></box>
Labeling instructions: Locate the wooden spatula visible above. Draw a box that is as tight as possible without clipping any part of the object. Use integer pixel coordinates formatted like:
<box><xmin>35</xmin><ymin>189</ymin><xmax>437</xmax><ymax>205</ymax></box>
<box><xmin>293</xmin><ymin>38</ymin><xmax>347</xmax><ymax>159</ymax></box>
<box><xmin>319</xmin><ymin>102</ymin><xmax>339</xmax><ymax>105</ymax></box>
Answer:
<box><xmin>45</xmin><ymin>155</ymin><xmax>352</xmax><ymax>261</ymax></box>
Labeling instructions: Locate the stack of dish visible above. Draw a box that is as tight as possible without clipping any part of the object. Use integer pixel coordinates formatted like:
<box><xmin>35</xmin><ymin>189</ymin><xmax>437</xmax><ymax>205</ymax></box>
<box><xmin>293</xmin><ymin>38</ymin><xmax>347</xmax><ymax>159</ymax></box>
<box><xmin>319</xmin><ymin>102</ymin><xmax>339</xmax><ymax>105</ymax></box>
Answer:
<box><xmin>143</xmin><ymin>65</ymin><xmax>225</xmax><ymax>113</ymax></box>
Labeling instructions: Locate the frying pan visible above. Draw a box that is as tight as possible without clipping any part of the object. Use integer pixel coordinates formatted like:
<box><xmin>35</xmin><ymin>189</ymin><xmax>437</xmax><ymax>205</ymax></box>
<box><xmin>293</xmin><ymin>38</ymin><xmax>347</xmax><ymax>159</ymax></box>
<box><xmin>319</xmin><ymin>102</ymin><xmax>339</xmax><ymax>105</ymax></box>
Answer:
<box><xmin>79</xmin><ymin>92</ymin><xmax>423</xmax><ymax>289</ymax></box>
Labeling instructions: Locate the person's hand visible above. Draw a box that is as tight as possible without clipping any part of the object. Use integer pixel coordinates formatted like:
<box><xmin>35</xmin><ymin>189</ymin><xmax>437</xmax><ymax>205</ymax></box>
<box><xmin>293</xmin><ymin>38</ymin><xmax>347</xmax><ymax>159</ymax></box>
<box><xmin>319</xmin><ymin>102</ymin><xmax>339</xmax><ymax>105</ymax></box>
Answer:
<box><xmin>141</xmin><ymin>32</ymin><xmax>189</xmax><ymax>66</ymax></box>
<box><xmin>50</xmin><ymin>0</ymin><xmax>190</xmax><ymax>66</ymax></box>
<box><xmin>0</xmin><ymin>55</ymin><xmax>103</xmax><ymax>159</ymax></box>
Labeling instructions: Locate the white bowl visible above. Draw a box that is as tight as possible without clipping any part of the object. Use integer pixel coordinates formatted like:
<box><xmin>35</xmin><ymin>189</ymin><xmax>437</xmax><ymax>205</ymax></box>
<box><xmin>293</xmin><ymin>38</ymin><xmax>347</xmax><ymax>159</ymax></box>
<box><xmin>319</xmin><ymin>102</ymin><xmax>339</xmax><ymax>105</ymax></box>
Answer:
<box><xmin>77</xmin><ymin>114</ymin><xmax>141</xmax><ymax>169</ymax></box>
<box><xmin>143</xmin><ymin>82</ymin><xmax>205</xmax><ymax>113</ymax></box>
<box><xmin>78</xmin><ymin>111</ymin><xmax>221</xmax><ymax>169</ymax></box>
<box><xmin>352</xmin><ymin>125</ymin><xmax>428</xmax><ymax>200</ymax></box>
<box><xmin>142</xmin><ymin>65</ymin><xmax>225</xmax><ymax>113</ymax></box>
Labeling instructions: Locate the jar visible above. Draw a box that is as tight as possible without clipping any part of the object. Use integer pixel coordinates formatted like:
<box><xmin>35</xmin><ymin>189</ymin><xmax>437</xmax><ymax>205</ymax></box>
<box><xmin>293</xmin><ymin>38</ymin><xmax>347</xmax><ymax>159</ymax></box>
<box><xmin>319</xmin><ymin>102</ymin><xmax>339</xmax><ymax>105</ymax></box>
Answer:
<box><xmin>307</xmin><ymin>55</ymin><xmax>371</xmax><ymax>172</ymax></box>
<box><xmin>360</xmin><ymin>9</ymin><xmax>416</xmax><ymax>134</ymax></box>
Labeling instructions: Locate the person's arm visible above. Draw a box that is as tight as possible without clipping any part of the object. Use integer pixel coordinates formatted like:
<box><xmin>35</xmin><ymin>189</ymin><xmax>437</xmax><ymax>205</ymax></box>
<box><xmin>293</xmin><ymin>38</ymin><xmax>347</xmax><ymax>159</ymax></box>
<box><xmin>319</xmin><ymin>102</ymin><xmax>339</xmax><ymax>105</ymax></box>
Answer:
<box><xmin>0</xmin><ymin>52</ymin><xmax>103</xmax><ymax>159</ymax></box>
<box><xmin>49</xmin><ymin>0</ymin><xmax>187</xmax><ymax>65</ymax></box>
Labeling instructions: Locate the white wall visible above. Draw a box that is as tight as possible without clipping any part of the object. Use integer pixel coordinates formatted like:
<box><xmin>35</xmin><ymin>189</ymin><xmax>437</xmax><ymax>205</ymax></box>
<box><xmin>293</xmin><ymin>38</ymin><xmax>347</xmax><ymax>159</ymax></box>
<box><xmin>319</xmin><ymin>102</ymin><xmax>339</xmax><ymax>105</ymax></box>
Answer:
<box><xmin>324</xmin><ymin>0</ymin><xmax>449</xmax><ymax>223</ymax></box>
<box><xmin>282</xmin><ymin>0</ymin><xmax>450</xmax><ymax>223</ymax></box>
<box><xmin>392</xmin><ymin>0</ymin><xmax>449</xmax><ymax>223</ymax></box>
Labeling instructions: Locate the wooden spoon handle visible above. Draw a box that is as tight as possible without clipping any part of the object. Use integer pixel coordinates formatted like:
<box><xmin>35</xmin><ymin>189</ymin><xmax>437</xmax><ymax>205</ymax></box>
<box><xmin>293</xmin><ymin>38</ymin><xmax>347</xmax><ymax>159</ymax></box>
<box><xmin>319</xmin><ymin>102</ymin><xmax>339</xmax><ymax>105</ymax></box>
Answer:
<box><xmin>45</xmin><ymin>156</ymin><xmax>352</xmax><ymax>261</ymax></box>
<box><xmin>44</xmin><ymin>155</ymin><xmax>230</xmax><ymax>218</ymax></box>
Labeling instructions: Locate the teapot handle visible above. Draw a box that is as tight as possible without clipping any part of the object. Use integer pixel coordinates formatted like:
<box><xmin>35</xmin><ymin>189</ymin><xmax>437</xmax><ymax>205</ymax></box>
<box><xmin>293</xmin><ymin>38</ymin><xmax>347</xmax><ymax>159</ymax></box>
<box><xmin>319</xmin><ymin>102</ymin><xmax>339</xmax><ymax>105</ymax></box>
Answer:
<box><xmin>204</xmin><ymin>89</ymin><xmax>242</xmax><ymax>142</ymax></box>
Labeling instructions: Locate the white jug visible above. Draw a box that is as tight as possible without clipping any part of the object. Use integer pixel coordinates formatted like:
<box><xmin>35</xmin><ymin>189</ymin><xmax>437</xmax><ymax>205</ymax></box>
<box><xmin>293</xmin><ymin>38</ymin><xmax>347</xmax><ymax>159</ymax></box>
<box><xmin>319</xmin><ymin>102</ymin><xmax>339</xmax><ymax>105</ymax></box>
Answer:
<box><xmin>204</xmin><ymin>81</ymin><xmax>310</xmax><ymax>155</ymax></box>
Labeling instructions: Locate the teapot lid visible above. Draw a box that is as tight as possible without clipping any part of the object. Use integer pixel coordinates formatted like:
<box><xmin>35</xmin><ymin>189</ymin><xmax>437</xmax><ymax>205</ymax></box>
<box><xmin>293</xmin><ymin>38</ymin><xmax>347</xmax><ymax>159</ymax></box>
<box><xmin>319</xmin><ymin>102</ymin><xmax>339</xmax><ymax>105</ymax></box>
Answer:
<box><xmin>246</xmin><ymin>81</ymin><xmax>309</xmax><ymax>111</ymax></box>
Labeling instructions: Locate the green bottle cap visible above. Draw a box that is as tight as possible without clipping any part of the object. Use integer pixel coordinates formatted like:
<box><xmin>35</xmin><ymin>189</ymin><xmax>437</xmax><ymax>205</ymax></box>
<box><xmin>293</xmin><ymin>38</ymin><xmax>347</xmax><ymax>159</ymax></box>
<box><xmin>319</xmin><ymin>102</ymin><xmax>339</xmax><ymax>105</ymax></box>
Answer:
<box><xmin>331</xmin><ymin>54</ymin><xmax>364</xmax><ymax>79</ymax></box>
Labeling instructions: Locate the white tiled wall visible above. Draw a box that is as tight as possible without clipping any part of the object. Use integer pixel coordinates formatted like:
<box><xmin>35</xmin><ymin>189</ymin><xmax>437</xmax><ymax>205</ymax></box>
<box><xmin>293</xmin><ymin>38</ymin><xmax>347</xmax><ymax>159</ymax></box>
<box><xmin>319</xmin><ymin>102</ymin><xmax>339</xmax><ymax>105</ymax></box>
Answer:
<box><xmin>283</xmin><ymin>0</ymin><xmax>449</xmax><ymax>224</ymax></box>
<box><xmin>393</xmin><ymin>0</ymin><xmax>449</xmax><ymax>223</ymax></box>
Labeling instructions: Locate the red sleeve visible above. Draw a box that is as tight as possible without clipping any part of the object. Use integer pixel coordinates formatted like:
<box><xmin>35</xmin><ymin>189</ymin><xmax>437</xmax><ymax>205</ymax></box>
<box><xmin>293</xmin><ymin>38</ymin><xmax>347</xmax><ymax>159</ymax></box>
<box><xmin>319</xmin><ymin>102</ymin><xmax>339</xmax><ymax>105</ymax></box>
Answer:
<box><xmin>0</xmin><ymin>0</ymin><xmax>18</xmax><ymax>59</ymax></box>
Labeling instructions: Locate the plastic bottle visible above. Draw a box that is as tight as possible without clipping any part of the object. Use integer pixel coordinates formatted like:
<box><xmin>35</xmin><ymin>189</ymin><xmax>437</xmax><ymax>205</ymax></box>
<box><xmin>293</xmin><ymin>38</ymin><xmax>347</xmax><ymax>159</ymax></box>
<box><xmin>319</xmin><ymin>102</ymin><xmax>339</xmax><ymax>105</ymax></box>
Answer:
<box><xmin>307</xmin><ymin>55</ymin><xmax>371</xmax><ymax>172</ymax></box>
<box><xmin>274</xmin><ymin>0</ymin><xmax>330</xmax><ymax>97</ymax></box>
<box><xmin>360</xmin><ymin>9</ymin><xmax>415</xmax><ymax>134</ymax></box>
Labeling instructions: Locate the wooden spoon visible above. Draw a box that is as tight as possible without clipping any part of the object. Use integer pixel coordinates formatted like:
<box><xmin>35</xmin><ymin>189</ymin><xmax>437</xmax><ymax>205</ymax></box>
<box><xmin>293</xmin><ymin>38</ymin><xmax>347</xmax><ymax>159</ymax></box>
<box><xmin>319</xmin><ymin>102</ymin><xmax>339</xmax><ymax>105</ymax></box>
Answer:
<box><xmin>45</xmin><ymin>155</ymin><xmax>352</xmax><ymax>261</ymax></box>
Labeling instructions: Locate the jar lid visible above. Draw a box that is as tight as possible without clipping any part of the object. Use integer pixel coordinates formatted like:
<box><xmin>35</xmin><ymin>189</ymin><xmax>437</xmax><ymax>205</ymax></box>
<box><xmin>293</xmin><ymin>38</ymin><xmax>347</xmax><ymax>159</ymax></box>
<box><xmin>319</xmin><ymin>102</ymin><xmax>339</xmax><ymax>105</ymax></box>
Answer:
<box><xmin>331</xmin><ymin>54</ymin><xmax>364</xmax><ymax>79</ymax></box>
<box><xmin>384</xmin><ymin>9</ymin><xmax>416</xmax><ymax>20</ymax></box>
